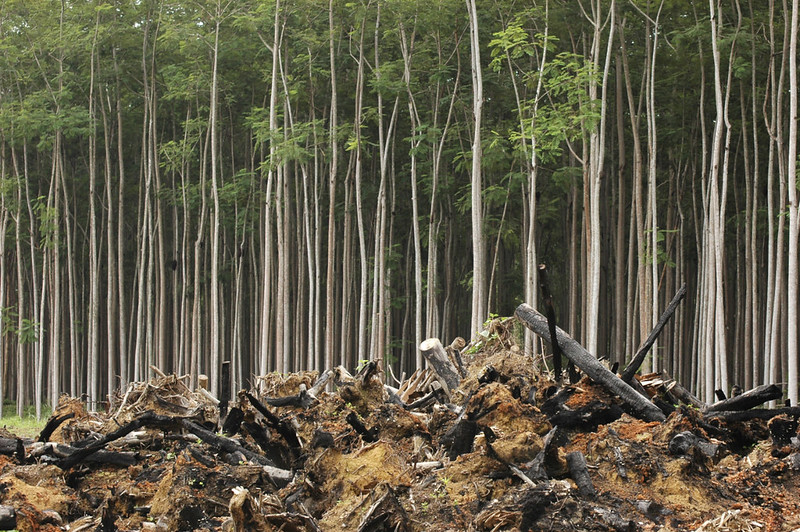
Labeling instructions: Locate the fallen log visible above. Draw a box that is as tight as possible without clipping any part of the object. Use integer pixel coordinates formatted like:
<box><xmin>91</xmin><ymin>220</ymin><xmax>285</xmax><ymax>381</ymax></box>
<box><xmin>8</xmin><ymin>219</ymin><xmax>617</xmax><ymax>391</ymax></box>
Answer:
<box><xmin>620</xmin><ymin>284</ymin><xmax>687</xmax><ymax>383</ymax></box>
<box><xmin>182</xmin><ymin>418</ymin><xmax>270</xmax><ymax>464</ymax></box>
<box><xmin>57</xmin><ymin>411</ymin><xmax>177</xmax><ymax>468</ymax></box>
<box><xmin>262</xmin><ymin>385</ymin><xmax>314</xmax><ymax>409</ymax></box>
<box><xmin>664</xmin><ymin>375</ymin><xmax>705</xmax><ymax>410</ymax></box>
<box><xmin>704</xmin><ymin>384</ymin><xmax>782</xmax><ymax>413</ymax></box>
<box><xmin>419</xmin><ymin>338</ymin><xmax>461</xmax><ymax>394</ymax></box>
<box><xmin>515</xmin><ymin>304</ymin><xmax>666</xmax><ymax>422</ymax></box>
<box><xmin>704</xmin><ymin>406</ymin><xmax>800</xmax><ymax>422</ymax></box>
<box><xmin>0</xmin><ymin>437</ymin><xmax>24</xmax><ymax>457</ymax></box>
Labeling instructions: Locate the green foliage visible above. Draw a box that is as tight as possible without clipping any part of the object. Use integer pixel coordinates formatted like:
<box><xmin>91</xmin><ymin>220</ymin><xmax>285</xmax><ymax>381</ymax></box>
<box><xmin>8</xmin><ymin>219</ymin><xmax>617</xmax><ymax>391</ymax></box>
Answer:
<box><xmin>2</xmin><ymin>306</ymin><xmax>43</xmax><ymax>345</ymax></box>
<box><xmin>1</xmin><ymin>400</ymin><xmax>49</xmax><ymax>437</ymax></box>
<box><xmin>644</xmin><ymin>228</ymin><xmax>678</xmax><ymax>267</ymax></box>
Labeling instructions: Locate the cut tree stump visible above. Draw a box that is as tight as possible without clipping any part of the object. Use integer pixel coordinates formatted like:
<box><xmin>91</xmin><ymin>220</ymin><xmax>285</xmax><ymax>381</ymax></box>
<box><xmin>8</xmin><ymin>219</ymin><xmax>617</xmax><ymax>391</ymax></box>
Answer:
<box><xmin>419</xmin><ymin>338</ymin><xmax>461</xmax><ymax>394</ymax></box>
<box><xmin>515</xmin><ymin>304</ymin><xmax>666</xmax><ymax>422</ymax></box>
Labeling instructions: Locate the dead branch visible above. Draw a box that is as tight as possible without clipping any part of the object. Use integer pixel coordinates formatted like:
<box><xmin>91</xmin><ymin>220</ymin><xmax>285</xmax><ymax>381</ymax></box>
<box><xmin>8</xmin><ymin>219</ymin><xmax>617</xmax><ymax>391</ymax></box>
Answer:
<box><xmin>515</xmin><ymin>303</ymin><xmax>666</xmax><ymax>422</ymax></box>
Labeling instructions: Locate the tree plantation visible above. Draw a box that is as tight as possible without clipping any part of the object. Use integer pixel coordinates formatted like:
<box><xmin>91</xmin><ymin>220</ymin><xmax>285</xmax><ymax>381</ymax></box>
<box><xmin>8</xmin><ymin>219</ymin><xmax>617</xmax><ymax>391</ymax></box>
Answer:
<box><xmin>0</xmin><ymin>0</ymin><xmax>797</xmax><ymax>419</ymax></box>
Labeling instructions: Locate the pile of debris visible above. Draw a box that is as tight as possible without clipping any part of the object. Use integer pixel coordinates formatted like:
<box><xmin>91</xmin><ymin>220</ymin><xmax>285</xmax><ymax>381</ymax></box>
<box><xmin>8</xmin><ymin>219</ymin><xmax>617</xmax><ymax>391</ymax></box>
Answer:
<box><xmin>0</xmin><ymin>303</ymin><xmax>799</xmax><ymax>531</ymax></box>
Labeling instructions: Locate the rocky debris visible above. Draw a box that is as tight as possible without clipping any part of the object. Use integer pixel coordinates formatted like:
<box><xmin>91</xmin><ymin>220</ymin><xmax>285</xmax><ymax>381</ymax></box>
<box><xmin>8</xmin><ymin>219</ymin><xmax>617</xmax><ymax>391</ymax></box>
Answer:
<box><xmin>0</xmin><ymin>318</ymin><xmax>798</xmax><ymax>531</ymax></box>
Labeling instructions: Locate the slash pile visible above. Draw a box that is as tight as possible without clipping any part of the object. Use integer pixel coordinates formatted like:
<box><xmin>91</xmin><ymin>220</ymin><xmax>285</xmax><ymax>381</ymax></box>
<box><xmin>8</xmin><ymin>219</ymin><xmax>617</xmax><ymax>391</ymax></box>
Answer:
<box><xmin>0</xmin><ymin>315</ymin><xmax>799</xmax><ymax>531</ymax></box>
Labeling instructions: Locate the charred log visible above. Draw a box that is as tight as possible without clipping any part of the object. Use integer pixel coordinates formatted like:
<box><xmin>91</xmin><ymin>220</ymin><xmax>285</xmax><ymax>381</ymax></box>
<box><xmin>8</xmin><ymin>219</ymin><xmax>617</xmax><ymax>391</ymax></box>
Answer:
<box><xmin>515</xmin><ymin>304</ymin><xmax>665</xmax><ymax>422</ymax></box>
<box><xmin>244</xmin><ymin>392</ymin><xmax>302</xmax><ymax>448</ymax></box>
<box><xmin>566</xmin><ymin>451</ymin><xmax>596</xmax><ymax>498</ymax></box>
<box><xmin>38</xmin><ymin>412</ymin><xmax>75</xmax><ymax>442</ymax></box>
<box><xmin>620</xmin><ymin>284</ymin><xmax>686</xmax><ymax>383</ymax></box>
<box><xmin>704</xmin><ymin>384</ymin><xmax>782</xmax><ymax>413</ymax></box>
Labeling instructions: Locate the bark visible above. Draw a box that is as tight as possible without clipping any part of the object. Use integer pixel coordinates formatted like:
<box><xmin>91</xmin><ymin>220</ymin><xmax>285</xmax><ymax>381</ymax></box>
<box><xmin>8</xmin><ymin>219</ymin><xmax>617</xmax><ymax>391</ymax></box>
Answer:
<box><xmin>466</xmin><ymin>0</ymin><xmax>486</xmax><ymax>336</ymax></box>
<box><xmin>419</xmin><ymin>338</ymin><xmax>461</xmax><ymax>395</ymax></box>
<box><xmin>620</xmin><ymin>284</ymin><xmax>687</xmax><ymax>383</ymax></box>
<box><xmin>515</xmin><ymin>304</ymin><xmax>665</xmax><ymax>422</ymax></box>
<box><xmin>704</xmin><ymin>384</ymin><xmax>783</xmax><ymax>413</ymax></box>
<box><xmin>566</xmin><ymin>451</ymin><xmax>596</xmax><ymax>499</ymax></box>
<box><xmin>786</xmin><ymin>0</ymin><xmax>799</xmax><ymax>405</ymax></box>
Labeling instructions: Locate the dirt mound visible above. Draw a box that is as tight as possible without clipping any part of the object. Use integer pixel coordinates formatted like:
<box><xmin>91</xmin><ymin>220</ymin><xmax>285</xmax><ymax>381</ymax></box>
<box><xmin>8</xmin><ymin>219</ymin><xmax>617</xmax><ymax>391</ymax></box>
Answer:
<box><xmin>0</xmin><ymin>318</ymin><xmax>798</xmax><ymax>531</ymax></box>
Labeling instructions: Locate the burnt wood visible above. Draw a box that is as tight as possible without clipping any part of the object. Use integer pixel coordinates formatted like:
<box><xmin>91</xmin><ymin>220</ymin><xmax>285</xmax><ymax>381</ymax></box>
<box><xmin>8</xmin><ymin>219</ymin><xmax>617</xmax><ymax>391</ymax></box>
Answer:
<box><xmin>566</xmin><ymin>451</ymin><xmax>596</xmax><ymax>498</ymax></box>
<box><xmin>620</xmin><ymin>284</ymin><xmax>687</xmax><ymax>383</ymax></box>
<box><xmin>538</xmin><ymin>264</ymin><xmax>563</xmax><ymax>381</ymax></box>
<box><xmin>38</xmin><ymin>412</ymin><xmax>75</xmax><ymax>442</ymax></box>
<box><xmin>244</xmin><ymin>392</ymin><xmax>302</xmax><ymax>448</ymax></box>
<box><xmin>515</xmin><ymin>304</ymin><xmax>666</xmax><ymax>422</ymax></box>
<box><xmin>704</xmin><ymin>384</ymin><xmax>782</xmax><ymax>413</ymax></box>
<box><xmin>0</xmin><ymin>505</ymin><xmax>15</xmax><ymax>530</ymax></box>
<box><xmin>345</xmin><ymin>412</ymin><xmax>379</xmax><ymax>443</ymax></box>
<box><xmin>705</xmin><ymin>406</ymin><xmax>800</xmax><ymax>422</ymax></box>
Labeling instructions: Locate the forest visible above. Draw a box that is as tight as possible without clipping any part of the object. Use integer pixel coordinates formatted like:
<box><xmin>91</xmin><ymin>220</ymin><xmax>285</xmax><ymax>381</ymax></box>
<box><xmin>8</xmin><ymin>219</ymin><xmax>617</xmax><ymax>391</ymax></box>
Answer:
<box><xmin>0</xmin><ymin>0</ymin><xmax>797</xmax><ymax>419</ymax></box>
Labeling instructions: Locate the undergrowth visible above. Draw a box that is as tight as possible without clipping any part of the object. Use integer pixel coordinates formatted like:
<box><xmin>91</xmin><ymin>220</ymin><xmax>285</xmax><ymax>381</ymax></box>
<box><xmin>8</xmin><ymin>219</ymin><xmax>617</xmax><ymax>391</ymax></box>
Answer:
<box><xmin>1</xmin><ymin>400</ymin><xmax>49</xmax><ymax>438</ymax></box>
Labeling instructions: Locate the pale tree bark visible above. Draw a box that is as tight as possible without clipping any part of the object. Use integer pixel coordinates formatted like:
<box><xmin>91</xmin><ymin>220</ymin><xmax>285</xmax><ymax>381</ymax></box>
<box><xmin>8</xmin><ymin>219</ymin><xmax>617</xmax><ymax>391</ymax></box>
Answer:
<box><xmin>618</xmin><ymin>18</ymin><xmax>646</xmax><ymax>356</ymax></box>
<box><xmin>277</xmin><ymin>44</ymin><xmax>292</xmax><ymax>373</ymax></box>
<box><xmin>703</xmin><ymin>0</ymin><xmax>739</xmax><ymax>399</ymax></box>
<box><xmin>113</xmin><ymin>47</ymin><xmax>129</xmax><ymax>389</ymax></box>
<box><xmin>644</xmin><ymin>2</ymin><xmax>664</xmax><ymax>372</ymax></box>
<box><xmin>584</xmin><ymin>0</ymin><xmax>615</xmax><ymax>357</ymax></box>
<box><xmin>762</xmin><ymin>0</ymin><xmax>787</xmax><ymax>389</ymax></box>
<box><xmin>465</xmin><ymin>0</ymin><xmax>486</xmax><ymax>337</ymax></box>
<box><xmin>101</xmin><ymin>76</ymin><xmax>117</xmax><ymax>403</ymax></box>
<box><xmin>87</xmin><ymin>11</ymin><xmax>100</xmax><ymax>409</ymax></box>
<box><xmin>747</xmin><ymin>0</ymin><xmax>760</xmax><ymax>389</ymax></box>
<box><xmin>399</xmin><ymin>22</ymin><xmax>424</xmax><ymax>367</ymax></box>
<box><xmin>352</xmin><ymin>14</ymin><xmax>368</xmax><ymax>365</ymax></box>
<box><xmin>786</xmin><ymin>0</ymin><xmax>798</xmax><ymax>404</ymax></box>
<box><xmin>426</xmin><ymin>28</ymin><xmax>459</xmax><ymax>344</ymax></box>
<box><xmin>259</xmin><ymin>0</ymin><xmax>280</xmax><ymax>375</ymax></box>
<box><xmin>324</xmin><ymin>0</ymin><xmax>338</xmax><ymax>374</ymax></box>
<box><xmin>209</xmin><ymin>2</ymin><xmax>223</xmax><ymax>394</ymax></box>
<box><xmin>371</xmin><ymin>4</ymin><xmax>401</xmax><ymax>363</ymax></box>
<box><xmin>613</xmin><ymin>44</ymin><xmax>626</xmax><ymax>364</ymax></box>
<box><xmin>0</xmin><ymin>142</ymin><xmax>7</xmax><ymax>413</ymax></box>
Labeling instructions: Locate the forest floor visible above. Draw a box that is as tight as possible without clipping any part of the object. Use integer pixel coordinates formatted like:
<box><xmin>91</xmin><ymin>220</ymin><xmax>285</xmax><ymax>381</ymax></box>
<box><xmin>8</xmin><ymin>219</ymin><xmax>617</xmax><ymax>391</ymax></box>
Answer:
<box><xmin>0</xmin><ymin>319</ymin><xmax>799</xmax><ymax>531</ymax></box>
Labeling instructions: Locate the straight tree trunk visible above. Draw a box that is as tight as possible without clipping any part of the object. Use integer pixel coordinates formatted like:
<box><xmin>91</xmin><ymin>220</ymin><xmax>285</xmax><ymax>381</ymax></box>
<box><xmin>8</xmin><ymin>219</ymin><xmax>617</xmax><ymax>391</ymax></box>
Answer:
<box><xmin>465</xmin><ymin>0</ymin><xmax>486</xmax><ymax>337</ymax></box>
<box><xmin>324</xmin><ymin>0</ymin><xmax>338</xmax><ymax>375</ymax></box>
<box><xmin>786</xmin><ymin>0</ymin><xmax>799</xmax><ymax>405</ymax></box>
